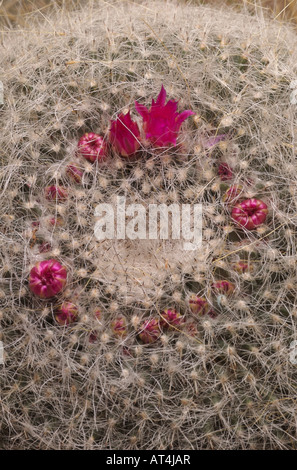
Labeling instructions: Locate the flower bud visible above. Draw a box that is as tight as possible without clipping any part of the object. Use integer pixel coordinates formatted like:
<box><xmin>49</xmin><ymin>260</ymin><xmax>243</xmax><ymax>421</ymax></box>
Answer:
<box><xmin>211</xmin><ymin>280</ymin><xmax>235</xmax><ymax>295</ymax></box>
<box><xmin>222</xmin><ymin>185</ymin><xmax>243</xmax><ymax>204</ymax></box>
<box><xmin>138</xmin><ymin>318</ymin><xmax>160</xmax><ymax>344</ymax></box>
<box><xmin>159</xmin><ymin>309</ymin><xmax>185</xmax><ymax>329</ymax></box>
<box><xmin>189</xmin><ymin>295</ymin><xmax>209</xmax><ymax>316</ymax></box>
<box><xmin>233</xmin><ymin>260</ymin><xmax>254</xmax><ymax>273</ymax></box>
<box><xmin>66</xmin><ymin>164</ymin><xmax>83</xmax><ymax>183</ymax></box>
<box><xmin>111</xmin><ymin>316</ymin><xmax>128</xmax><ymax>338</ymax></box>
<box><xmin>231</xmin><ymin>198</ymin><xmax>268</xmax><ymax>230</ymax></box>
<box><xmin>55</xmin><ymin>301</ymin><xmax>78</xmax><ymax>326</ymax></box>
<box><xmin>89</xmin><ymin>331</ymin><xmax>98</xmax><ymax>343</ymax></box>
<box><xmin>218</xmin><ymin>163</ymin><xmax>233</xmax><ymax>181</ymax></box>
<box><xmin>29</xmin><ymin>259</ymin><xmax>67</xmax><ymax>298</ymax></box>
<box><xmin>45</xmin><ymin>186</ymin><xmax>68</xmax><ymax>202</ymax></box>
<box><xmin>78</xmin><ymin>132</ymin><xmax>107</xmax><ymax>163</ymax></box>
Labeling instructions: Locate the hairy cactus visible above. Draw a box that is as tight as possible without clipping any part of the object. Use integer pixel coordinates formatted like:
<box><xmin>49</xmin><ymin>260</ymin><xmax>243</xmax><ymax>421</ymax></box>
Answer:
<box><xmin>1</xmin><ymin>0</ymin><xmax>297</xmax><ymax>450</ymax></box>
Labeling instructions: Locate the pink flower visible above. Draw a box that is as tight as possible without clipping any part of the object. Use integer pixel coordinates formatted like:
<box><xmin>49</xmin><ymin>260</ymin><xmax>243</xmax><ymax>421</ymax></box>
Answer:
<box><xmin>45</xmin><ymin>186</ymin><xmax>67</xmax><ymax>202</ymax></box>
<box><xmin>159</xmin><ymin>309</ymin><xmax>185</xmax><ymax>329</ymax></box>
<box><xmin>78</xmin><ymin>132</ymin><xmax>107</xmax><ymax>163</ymax></box>
<box><xmin>29</xmin><ymin>259</ymin><xmax>67</xmax><ymax>298</ymax></box>
<box><xmin>109</xmin><ymin>112</ymin><xmax>141</xmax><ymax>157</ymax></box>
<box><xmin>189</xmin><ymin>296</ymin><xmax>209</xmax><ymax>316</ymax></box>
<box><xmin>135</xmin><ymin>84</ymin><xmax>195</xmax><ymax>147</ymax></box>
<box><xmin>231</xmin><ymin>198</ymin><xmax>268</xmax><ymax>230</ymax></box>
<box><xmin>55</xmin><ymin>301</ymin><xmax>78</xmax><ymax>326</ymax></box>
<box><xmin>138</xmin><ymin>318</ymin><xmax>160</xmax><ymax>344</ymax></box>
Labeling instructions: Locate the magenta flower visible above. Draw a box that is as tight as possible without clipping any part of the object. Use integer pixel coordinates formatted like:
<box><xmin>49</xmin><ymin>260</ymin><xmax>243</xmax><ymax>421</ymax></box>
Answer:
<box><xmin>109</xmin><ymin>111</ymin><xmax>141</xmax><ymax>157</ymax></box>
<box><xmin>78</xmin><ymin>132</ymin><xmax>107</xmax><ymax>163</ymax></box>
<box><xmin>55</xmin><ymin>301</ymin><xmax>78</xmax><ymax>326</ymax></box>
<box><xmin>29</xmin><ymin>259</ymin><xmax>67</xmax><ymax>298</ymax></box>
<box><xmin>135</xmin><ymin>85</ymin><xmax>195</xmax><ymax>147</ymax></box>
<box><xmin>232</xmin><ymin>198</ymin><xmax>268</xmax><ymax>230</ymax></box>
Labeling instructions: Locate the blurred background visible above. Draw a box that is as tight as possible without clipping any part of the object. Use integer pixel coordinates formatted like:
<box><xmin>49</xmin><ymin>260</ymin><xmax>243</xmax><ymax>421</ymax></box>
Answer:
<box><xmin>0</xmin><ymin>0</ymin><xmax>297</xmax><ymax>27</ymax></box>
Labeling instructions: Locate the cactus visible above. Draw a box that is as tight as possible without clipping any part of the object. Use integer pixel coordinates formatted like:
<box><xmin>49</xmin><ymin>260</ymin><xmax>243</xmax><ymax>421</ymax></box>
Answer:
<box><xmin>0</xmin><ymin>0</ymin><xmax>297</xmax><ymax>450</ymax></box>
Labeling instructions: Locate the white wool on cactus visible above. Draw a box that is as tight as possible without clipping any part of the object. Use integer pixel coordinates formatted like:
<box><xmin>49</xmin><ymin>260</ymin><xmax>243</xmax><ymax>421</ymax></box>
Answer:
<box><xmin>0</xmin><ymin>0</ymin><xmax>297</xmax><ymax>450</ymax></box>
